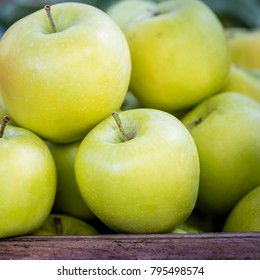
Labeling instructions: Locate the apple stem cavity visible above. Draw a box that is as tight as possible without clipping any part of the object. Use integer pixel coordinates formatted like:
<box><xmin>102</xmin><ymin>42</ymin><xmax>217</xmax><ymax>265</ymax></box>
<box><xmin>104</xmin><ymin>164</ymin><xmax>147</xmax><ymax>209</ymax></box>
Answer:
<box><xmin>53</xmin><ymin>217</ymin><xmax>63</xmax><ymax>235</ymax></box>
<box><xmin>44</xmin><ymin>5</ymin><xmax>57</xmax><ymax>33</ymax></box>
<box><xmin>0</xmin><ymin>115</ymin><xmax>11</xmax><ymax>138</ymax></box>
<box><xmin>112</xmin><ymin>111</ymin><xmax>130</xmax><ymax>142</ymax></box>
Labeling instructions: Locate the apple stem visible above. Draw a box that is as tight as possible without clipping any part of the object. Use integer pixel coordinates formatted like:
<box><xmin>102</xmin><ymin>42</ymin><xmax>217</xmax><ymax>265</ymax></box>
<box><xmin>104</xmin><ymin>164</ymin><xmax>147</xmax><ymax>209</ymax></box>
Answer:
<box><xmin>44</xmin><ymin>5</ymin><xmax>57</xmax><ymax>33</ymax></box>
<box><xmin>53</xmin><ymin>217</ymin><xmax>63</xmax><ymax>235</ymax></box>
<box><xmin>0</xmin><ymin>115</ymin><xmax>10</xmax><ymax>138</ymax></box>
<box><xmin>112</xmin><ymin>112</ymin><xmax>130</xmax><ymax>142</ymax></box>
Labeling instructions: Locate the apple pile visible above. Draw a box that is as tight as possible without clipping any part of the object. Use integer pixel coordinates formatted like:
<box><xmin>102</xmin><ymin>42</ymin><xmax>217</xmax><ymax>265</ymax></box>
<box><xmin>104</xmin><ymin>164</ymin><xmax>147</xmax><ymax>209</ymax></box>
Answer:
<box><xmin>0</xmin><ymin>0</ymin><xmax>259</xmax><ymax>238</ymax></box>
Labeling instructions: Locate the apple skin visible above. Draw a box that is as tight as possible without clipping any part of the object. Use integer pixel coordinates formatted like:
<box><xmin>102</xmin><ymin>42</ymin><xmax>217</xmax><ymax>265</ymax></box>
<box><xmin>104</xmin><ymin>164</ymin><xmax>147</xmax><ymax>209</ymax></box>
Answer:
<box><xmin>33</xmin><ymin>213</ymin><xmax>99</xmax><ymax>236</ymax></box>
<box><xmin>222</xmin><ymin>64</ymin><xmax>260</xmax><ymax>102</ymax></box>
<box><xmin>123</xmin><ymin>0</ymin><xmax>230</xmax><ymax>112</ymax></box>
<box><xmin>75</xmin><ymin>108</ymin><xmax>200</xmax><ymax>233</ymax></box>
<box><xmin>0</xmin><ymin>94</ymin><xmax>16</xmax><ymax>126</ymax></box>
<box><xmin>0</xmin><ymin>125</ymin><xmax>56</xmax><ymax>238</ymax></box>
<box><xmin>223</xmin><ymin>186</ymin><xmax>260</xmax><ymax>232</ymax></box>
<box><xmin>106</xmin><ymin>0</ymin><xmax>156</xmax><ymax>29</ymax></box>
<box><xmin>47</xmin><ymin>140</ymin><xmax>96</xmax><ymax>221</ymax></box>
<box><xmin>227</xmin><ymin>28</ymin><xmax>260</xmax><ymax>70</ymax></box>
<box><xmin>181</xmin><ymin>92</ymin><xmax>260</xmax><ymax>216</ymax></box>
<box><xmin>0</xmin><ymin>2</ymin><xmax>131</xmax><ymax>143</ymax></box>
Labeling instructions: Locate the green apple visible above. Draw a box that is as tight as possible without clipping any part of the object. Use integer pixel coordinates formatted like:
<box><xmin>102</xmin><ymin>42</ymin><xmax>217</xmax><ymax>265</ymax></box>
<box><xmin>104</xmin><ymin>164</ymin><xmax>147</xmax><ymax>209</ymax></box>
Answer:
<box><xmin>75</xmin><ymin>109</ymin><xmax>200</xmax><ymax>233</ymax></box>
<box><xmin>33</xmin><ymin>213</ymin><xmax>99</xmax><ymax>236</ymax></box>
<box><xmin>171</xmin><ymin>222</ymin><xmax>202</xmax><ymax>234</ymax></box>
<box><xmin>222</xmin><ymin>64</ymin><xmax>260</xmax><ymax>102</ymax></box>
<box><xmin>106</xmin><ymin>0</ymin><xmax>156</xmax><ymax>29</ymax></box>
<box><xmin>120</xmin><ymin>90</ymin><xmax>142</xmax><ymax>111</ymax></box>
<box><xmin>0</xmin><ymin>2</ymin><xmax>131</xmax><ymax>143</ymax></box>
<box><xmin>181</xmin><ymin>92</ymin><xmax>260</xmax><ymax>216</ymax></box>
<box><xmin>47</xmin><ymin>140</ymin><xmax>96</xmax><ymax>221</ymax></box>
<box><xmin>223</xmin><ymin>186</ymin><xmax>260</xmax><ymax>232</ymax></box>
<box><xmin>123</xmin><ymin>0</ymin><xmax>230</xmax><ymax>112</ymax></box>
<box><xmin>0</xmin><ymin>116</ymin><xmax>56</xmax><ymax>238</ymax></box>
<box><xmin>227</xmin><ymin>28</ymin><xmax>260</xmax><ymax>70</ymax></box>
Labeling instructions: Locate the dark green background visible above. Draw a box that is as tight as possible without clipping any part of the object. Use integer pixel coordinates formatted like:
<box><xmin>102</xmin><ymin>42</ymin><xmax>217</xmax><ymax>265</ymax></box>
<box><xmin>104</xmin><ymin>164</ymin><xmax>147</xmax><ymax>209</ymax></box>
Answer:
<box><xmin>0</xmin><ymin>0</ymin><xmax>260</xmax><ymax>37</ymax></box>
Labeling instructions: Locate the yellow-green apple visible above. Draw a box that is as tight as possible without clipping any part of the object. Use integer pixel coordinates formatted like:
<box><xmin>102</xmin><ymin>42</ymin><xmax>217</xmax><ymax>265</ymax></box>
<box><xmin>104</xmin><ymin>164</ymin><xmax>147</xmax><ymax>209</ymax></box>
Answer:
<box><xmin>227</xmin><ymin>28</ymin><xmax>260</xmax><ymax>69</ymax></box>
<box><xmin>181</xmin><ymin>92</ymin><xmax>260</xmax><ymax>216</ymax></box>
<box><xmin>222</xmin><ymin>64</ymin><xmax>260</xmax><ymax>102</ymax></box>
<box><xmin>223</xmin><ymin>186</ymin><xmax>260</xmax><ymax>232</ymax></box>
<box><xmin>0</xmin><ymin>2</ymin><xmax>131</xmax><ymax>143</ymax></box>
<box><xmin>123</xmin><ymin>0</ymin><xmax>230</xmax><ymax>112</ymax></box>
<box><xmin>75</xmin><ymin>109</ymin><xmax>200</xmax><ymax>233</ymax></box>
<box><xmin>33</xmin><ymin>213</ymin><xmax>99</xmax><ymax>236</ymax></box>
<box><xmin>47</xmin><ymin>140</ymin><xmax>96</xmax><ymax>221</ymax></box>
<box><xmin>0</xmin><ymin>116</ymin><xmax>56</xmax><ymax>238</ymax></box>
<box><xmin>106</xmin><ymin>0</ymin><xmax>156</xmax><ymax>29</ymax></box>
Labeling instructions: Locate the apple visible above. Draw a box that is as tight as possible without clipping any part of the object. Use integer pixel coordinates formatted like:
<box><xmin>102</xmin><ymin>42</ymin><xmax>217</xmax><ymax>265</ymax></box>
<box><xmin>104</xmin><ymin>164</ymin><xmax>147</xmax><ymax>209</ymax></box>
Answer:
<box><xmin>181</xmin><ymin>92</ymin><xmax>260</xmax><ymax>216</ymax></box>
<box><xmin>106</xmin><ymin>0</ymin><xmax>156</xmax><ymax>29</ymax></box>
<box><xmin>0</xmin><ymin>116</ymin><xmax>56</xmax><ymax>238</ymax></box>
<box><xmin>222</xmin><ymin>64</ymin><xmax>260</xmax><ymax>102</ymax></box>
<box><xmin>223</xmin><ymin>186</ymin><xmax>260</xmax><ymax>232</ymax></box>
<box><xmin>75</xmin><ymin>109</ymin><xmax>200</xmax><ymax>233</ymax></box>
<box><xmin>47</xmin><ymin>140</ymin><xmax>96</xmax><ymax>221</ymax></box>
<box><xmin>171</xmin><ymin>222</ymin><xmax>202</xmax><ymax>234</ymax></box>
<box><xmin>123</xmin><ymin>0</ymin><xmax>230</xmax><ymax>112</ymax></box>
<box><xmin>33</xmin><ymin>213</ymin><xmax>99</xmax><ymax>236</ymax></box>
<box><xmin>120</xmin><ymin>90</ymin><xmax>142</xmax><ymax>111</ymax></box>
<box><xmin>0</xmin><ymin>2</ymin><xmax>131</xmax><ymax>143</ymax></box>
<box><xmin>227</xmin><ymin>28</ymin><xmax>260</xmax><ymax>69</ymax></box>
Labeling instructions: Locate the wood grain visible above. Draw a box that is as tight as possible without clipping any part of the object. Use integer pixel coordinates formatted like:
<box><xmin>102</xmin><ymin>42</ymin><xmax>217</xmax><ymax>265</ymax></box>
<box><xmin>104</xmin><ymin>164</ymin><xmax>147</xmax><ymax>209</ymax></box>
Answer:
<box><xmin>0</xmin><ymin>232</ymin><xmax>259</xmax><ymax>260</ymax></box>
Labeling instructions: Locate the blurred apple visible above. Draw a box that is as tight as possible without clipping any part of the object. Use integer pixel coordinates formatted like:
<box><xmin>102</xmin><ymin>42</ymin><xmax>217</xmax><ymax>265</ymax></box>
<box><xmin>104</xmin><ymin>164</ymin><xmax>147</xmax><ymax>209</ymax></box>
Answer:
<box><xmin>223</xmin><ymin>186</ymin><xmax>260</xmax><ymax>232</ymax></box>
<box><xmin>120</xmin><ymin>91</ymin><xmax>142</xmax><ymax>111</ymax></box>
<box><xmin>0</xmin><ymin>116</ymin><xmax>56</xmax><ymax>238</ymax></box>
<box><xmin>75</xmin><ymin>109</ymin><xmax>200</xmax><ymax>233</ymax></box>
<box><xmin>123</xmin><ymin>0</ymin><xmax>230</xmax><ymax>112</ymax></box>
<box><xmin>0</xmin><ymin>2</ymin><xmax>131</xmax><ymax>143</ymax></box>
<box><xmin>47</xmin><ymin>140</ymin><xmax>96</xmax><ymax>221</ymax></box>
<box><xmin>222</xmin><ymin>64</ymin><xmax>260</xmax><ymax>102</ymax></box>
<box><xmin>33</xmin><ymin>213</ymin><xmax>99</xmax><ymax>236</ymax></box>
<box><xmin>106</xmin><ymin>0</ymin><xmax>156</xmax><ymax>29</ymax></box>
<box><xmin>182</xmin><ymin>92</ymin><xmax>260</xmax><ymax>216</ymax></box>
<box><xmin>227</xmin><ymin>28</ymin><xmax>260</xmax><ymax>69</ymax></box>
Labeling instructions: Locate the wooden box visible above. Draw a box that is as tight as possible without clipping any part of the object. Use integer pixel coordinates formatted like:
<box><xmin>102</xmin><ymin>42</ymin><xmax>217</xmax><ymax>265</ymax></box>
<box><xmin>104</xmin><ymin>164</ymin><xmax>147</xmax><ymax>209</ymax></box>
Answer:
<box><xmin>0</xmin><ymin>232</ymin><xmax>259</xmax><ymax>260</ymax></box>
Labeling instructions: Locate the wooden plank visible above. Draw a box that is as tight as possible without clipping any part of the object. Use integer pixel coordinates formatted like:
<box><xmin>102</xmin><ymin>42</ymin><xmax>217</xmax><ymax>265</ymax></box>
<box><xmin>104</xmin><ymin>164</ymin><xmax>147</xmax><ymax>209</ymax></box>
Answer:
<box><xmin>0</xmin><ymin>232</ymin><xmax>259</xmax><ymax>260</ymax></box>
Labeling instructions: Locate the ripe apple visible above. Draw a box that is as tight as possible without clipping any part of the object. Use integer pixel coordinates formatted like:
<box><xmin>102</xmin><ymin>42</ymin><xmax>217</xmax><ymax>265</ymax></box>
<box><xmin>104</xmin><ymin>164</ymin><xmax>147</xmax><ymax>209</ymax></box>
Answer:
<box><xmin>47</xmin><ymin>140</ymin><xmax>96</xmax><ymax>221</ymax></box>
<box><xmin>223</xmin><ymin>186</ymin><xmax>260</xmax><ymax>232</ymax></box>
<box><xmin>33</xmin><ymin>213</ymin><xmax>99</xmax><ymax>236</ymax></box>
<box><xmin>0</xmin><ymin>116</ymin><xmax>56</xmax><ymax>238</ymax></box>
<box><xmin>222</xmin><ymin>64</ymin><xmax>260</xmax><ymax>102</ymax></box>
<box><xmin>106</xmin><ymin>0</ymin><xmax>156</xmax><ymax>29</ymax></box>
<box><xmin>0</xmin><ymin>2</ymin><xmax>131</xmax><ymax>143</ymax></box>
<box><xmin>123</xmin><ymin>0</ymin><xmax>230</xmax><ymax>112</ymax></box>
<box><xmin>227</xmin><ymin>28</ymin><xmax>260</xmax><ymax>69</ymax></box>
<box><xmin>181</xmin><ymin>92</ymin><xmax>260</xmax><ymax>216</ymax></box>
<box><xmin>75</xmin><ymin>109</ymin><xmax>200</xmax><ymax>233</ymax></box>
